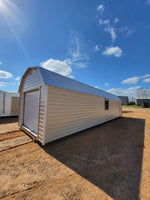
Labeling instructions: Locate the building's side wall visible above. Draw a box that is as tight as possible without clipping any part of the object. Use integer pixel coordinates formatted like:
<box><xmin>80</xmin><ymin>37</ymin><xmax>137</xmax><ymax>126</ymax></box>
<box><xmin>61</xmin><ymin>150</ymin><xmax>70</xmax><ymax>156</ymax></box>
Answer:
<box><xmin>136</xmin><ymin>99</ymin><xmax>150</xmax><ymax>106</ymax></box>
<box><xmin>45</xmin><ymin>86</ymin><xmax>121</xmax><ymax>144</ymax></box>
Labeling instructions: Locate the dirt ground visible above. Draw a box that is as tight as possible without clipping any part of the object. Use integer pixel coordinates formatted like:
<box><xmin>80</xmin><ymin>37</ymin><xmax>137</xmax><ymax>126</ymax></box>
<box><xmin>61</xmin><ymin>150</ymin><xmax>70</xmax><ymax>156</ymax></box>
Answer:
<box><xmin>0</xmin><ymin>117</ymin><xmax>19</xmax><ymax>134</ymax></box>
<box><xmin>0</xmin><ymin>107</ymin><xmax>150</xmax><ymax>200</ymax></box>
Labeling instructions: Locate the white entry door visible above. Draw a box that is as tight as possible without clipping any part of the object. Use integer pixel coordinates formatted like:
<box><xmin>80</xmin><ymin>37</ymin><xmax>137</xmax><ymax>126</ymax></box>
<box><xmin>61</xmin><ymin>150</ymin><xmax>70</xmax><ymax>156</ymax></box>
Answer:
<box><xmin>24</xmin><ymin>90</ymin><xmax>39</xmax><ymax>135</ymax></box>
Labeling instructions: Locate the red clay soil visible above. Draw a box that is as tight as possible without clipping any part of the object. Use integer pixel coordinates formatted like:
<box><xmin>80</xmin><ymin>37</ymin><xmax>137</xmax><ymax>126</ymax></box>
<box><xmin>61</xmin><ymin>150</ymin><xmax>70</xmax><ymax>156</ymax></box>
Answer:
<box><xmin>0</xmin><ymin>107</ymin><xmax>150</xmax><ymax>200</ymax></box>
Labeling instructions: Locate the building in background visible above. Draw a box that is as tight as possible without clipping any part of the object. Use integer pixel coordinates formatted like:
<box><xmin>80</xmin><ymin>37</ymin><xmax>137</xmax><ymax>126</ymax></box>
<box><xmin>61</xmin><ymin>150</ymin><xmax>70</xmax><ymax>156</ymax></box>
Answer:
<box><xmin>118</xmin><ymin>96</ymin><xmax>129</xmax><ymax>105</ymax></box>
<box><xmin>0</xmin><ymin>91</ymin><xmax>20</xmax><ymax>117</ymax></box>
<box><xmin>136</xmin><ymin>98</ymin><xmax>150</xmax><ymax>107</ymax></box>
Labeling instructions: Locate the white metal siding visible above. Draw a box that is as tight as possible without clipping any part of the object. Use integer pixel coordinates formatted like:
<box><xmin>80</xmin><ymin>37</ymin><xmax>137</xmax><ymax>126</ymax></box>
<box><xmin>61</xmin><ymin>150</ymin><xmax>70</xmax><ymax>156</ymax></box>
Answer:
<box><xmin>0</xmin><ymin>92</ymin><xmax>19</xmax><ymax>117</ymax></box>
<box><xmin>22</xmin><ymin>69</ymin><xmax>42</xmax><ymax>92</ymax></box>
<box><xmin>18</xmin><ymin>67</ymin><xmax>121</xmax><ymax>144</ymax></box>
<box><xmin>45</xmin><ymin>86</ymin><xmax>121</xmax><ymax>143</ymax></box>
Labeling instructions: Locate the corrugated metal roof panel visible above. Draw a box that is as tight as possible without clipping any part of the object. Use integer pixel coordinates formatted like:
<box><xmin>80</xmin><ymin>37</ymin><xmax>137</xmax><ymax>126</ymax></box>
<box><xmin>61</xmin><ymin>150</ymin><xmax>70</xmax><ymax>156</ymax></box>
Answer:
<box><xmin>38</xmin><ymin>67</ymin><xmax>120</xmax><ymax>101</ymax></box>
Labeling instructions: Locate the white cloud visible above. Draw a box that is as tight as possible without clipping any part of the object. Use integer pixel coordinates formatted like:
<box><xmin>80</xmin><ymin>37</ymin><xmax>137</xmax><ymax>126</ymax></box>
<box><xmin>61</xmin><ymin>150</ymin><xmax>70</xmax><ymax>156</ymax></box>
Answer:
<box><xmin>143</xmin><ymin>78</ymin><xmax>150</xmax><ymax>82</ymax></box>
<box><xmin>97</xmin><ymin>4</ymin><xmax>104</xmax><ymax>15</ymax></box>
<box><xmin>103</xmin><ymin>46</ymin><xmax>122</xmax><ymax>57</ymax></box>
<box><xmin>99</xmin><ymin>19</ymin><xmax>109</xmax><ymax>26</ymax></box>
<box><xmin>41</xmin><ymin>33</ymin><xmax>89</xmax><ymax>77</ymax></box>
<box><xmin>119</xmin><ymin>27</ymin><xmax>134</xmax><ymax>37</ymax></box>
<box><xmin>94</xmin><ymin>86</ymin><xmax>99</xmax><ymax>89</ymax></box>
<box><xmin>105</xmin><ymin>27</ymin><xmax>117</xmax><ymax>42</ymax></box>
<box><xmin>114</xmin><ymin>18</ymin><xmax>119</xmax><ymax>23</ymax></box>
<box><xmin>68</xmin><ymin>75</ymin><xmax>75</xmax><ymax>79</ymax></box>
<box><xmin>40</xmin><ymin>58</ymin><xmax>73</xmax><ymax>77</ymax></box>
<box><xmin>0</xmin><ymin>70</ymin><xmax>12</xmax><ymax>79</ymax></box>
<box><xmin>75</xmin><ymin>62</ymin><xmax>87</xmax><ymax>69</ymax></box>
<box><xmin>94</xmin><ymin>45</ymin><xmax>99</xmax><ymax>52</ymax></box>
<box><xmin>143</xmin><ymin>74</ymin><xmax>150</xmax><ymax>78</ymax></box>
<box><xmin>0</xmin><ymin>82</ymin><xmax>7</xmax><ymax>87</ymax></box>
<box><xmin>119</xmin><ymin>27</ymin><xmax>128</xmax><ymax>33</ymax></box>
<box><xmin>107</xmin><ymin>86</ymin><xmax>141</xmax><ymax>99</ymax></box>
<box><xmin>122</xmin><ymin>74</ymin><xmax>150</xmax><ymax>84</ymax></box>
<box><xmin>107</xmin><ymin>88</ymin><xmax>121</xmax><ymax>95</ymax></box>
<box><xmin>126</xmin><ymin>29</ymin><xmax>134</xmax><ymax>37</ymax></box>
<box><xmin>68</xmin><ymin>32</ymin><xmax>88</xmax><ymax>68</ymax></box>
<box><xmin>0</xmin><ymin>61</ymin><xmax>2</xmax><ymax>65</ymax></box>
<box><xmin>16</xmin><ymin>76</ymin><xmax>21</xmax><ymax>81</ymax></box>
<box><xmin>69</xmin><ymin>36</ymin><xmax>81</xmax><ymax>62</ymax></box>
<box><xmin>122</xmin><ymin>77</ymin><xmax>140</xmax><ymax>84</ymax></box>
<box><xmin>105</xmin><ymin>83</ymin><xmax>109</xmax><ymax>86</ymax></box>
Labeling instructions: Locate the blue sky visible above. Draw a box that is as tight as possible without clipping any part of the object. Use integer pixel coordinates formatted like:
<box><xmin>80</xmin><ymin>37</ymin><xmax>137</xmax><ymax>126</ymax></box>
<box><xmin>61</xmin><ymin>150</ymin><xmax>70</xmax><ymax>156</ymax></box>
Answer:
<box><xmin>0</xmin><ymin>0</ymin><xmax>150</xmax><ymax>99</ymax></box>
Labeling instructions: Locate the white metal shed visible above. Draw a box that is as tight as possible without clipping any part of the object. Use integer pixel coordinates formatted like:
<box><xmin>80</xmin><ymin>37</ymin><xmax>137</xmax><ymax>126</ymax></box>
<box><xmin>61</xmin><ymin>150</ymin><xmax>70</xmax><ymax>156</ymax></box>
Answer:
<box><xmin>0</xmin><ymin>91</ymin><xmax>20</xmax><ymax>117</ymax></box>
<box><xmin>19</xmin><ymin>67</ymin><xmax>122</xmax><ymax>145</ymax></box>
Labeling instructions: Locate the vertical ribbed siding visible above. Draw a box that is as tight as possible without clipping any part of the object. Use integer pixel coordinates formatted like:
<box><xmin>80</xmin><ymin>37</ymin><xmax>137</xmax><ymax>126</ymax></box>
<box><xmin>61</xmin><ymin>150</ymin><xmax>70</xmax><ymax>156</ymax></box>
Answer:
<box><xmin>37</xmin><ymin>86</ymin><xmax>47</xmax><ymax>144</ymax></box>
<box><xmin>45</xmin><ymin>86</ymin><xmax>121</xmax><ymax>143</ymax></box>
<box><xmin>23</xmin><ymin>69</ymin><xmax>42</xmax><ymax>92</ymax></box>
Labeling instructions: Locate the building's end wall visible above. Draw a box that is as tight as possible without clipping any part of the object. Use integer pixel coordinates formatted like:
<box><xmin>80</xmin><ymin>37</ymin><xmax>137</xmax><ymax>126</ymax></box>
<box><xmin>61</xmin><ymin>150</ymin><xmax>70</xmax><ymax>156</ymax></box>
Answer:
<box><xmin>18</xmin><ymin>68</ymin><xmax>45</xmax><ymax>144</ymax></box>
<box><xmin>19</xmin><ymin>86</ymin><xmax>47</xmax><ymax>145</ymax></box>
<box><xmin>21</xmin><ymin>68</ymin><xmax>43</xmax><ymax>93</ymax></box>
<box><xmin>45</xmin><ymin>86</ymin><xmax>121</xmax><ymax>144</ymax></box>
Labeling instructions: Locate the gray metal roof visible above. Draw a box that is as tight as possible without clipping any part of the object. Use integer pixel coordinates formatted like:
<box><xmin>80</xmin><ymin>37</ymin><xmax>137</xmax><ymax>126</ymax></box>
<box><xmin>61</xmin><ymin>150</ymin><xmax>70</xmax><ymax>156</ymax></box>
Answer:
<box><xmin>38</xmin><ymin>67</ymin><xmax>120</xmax><ymax>101</ymax></box>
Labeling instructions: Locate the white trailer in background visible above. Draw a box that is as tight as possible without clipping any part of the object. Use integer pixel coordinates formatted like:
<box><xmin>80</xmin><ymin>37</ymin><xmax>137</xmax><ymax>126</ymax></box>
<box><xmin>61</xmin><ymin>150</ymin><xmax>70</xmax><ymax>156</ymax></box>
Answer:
<box><xmin>0</xmin><ymin>91</ymin><xmax>20</xmax><ymax>117</ymax></box>
<box><xmin>19</xmin><ymin>67</ymin><xmax>122</xmax><ymax>145</ymax></box>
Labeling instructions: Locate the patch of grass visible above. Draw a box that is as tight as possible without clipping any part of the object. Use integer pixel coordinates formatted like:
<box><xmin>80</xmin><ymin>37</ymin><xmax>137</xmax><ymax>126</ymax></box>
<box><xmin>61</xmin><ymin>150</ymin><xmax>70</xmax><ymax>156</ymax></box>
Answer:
<box><xmin>123</xmin><ymin>105</ymin><xmax>142</xmax><ymax>108</ymax></box>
